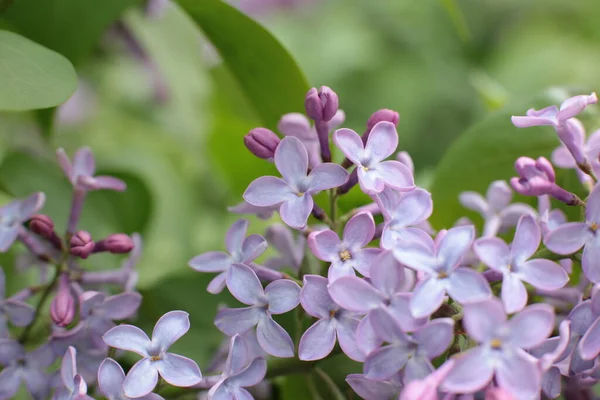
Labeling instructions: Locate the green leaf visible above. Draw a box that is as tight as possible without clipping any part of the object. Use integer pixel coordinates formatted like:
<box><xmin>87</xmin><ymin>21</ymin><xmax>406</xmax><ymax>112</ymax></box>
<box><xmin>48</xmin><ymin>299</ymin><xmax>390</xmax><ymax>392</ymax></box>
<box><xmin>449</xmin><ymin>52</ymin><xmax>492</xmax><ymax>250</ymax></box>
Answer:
<box><xmin>175</xmin><ymin>0</ymin><xmax>310</xmax><ymax>129</ymax></box>
<box><xmin>2</xmin><ymin>0</ymin><xmax>140</xmax><ymax>65</ymax></box>
<box><xmin>0</xmin><ymin>30</ymin><xmax>77</xmax><ymax>111</ymax></box>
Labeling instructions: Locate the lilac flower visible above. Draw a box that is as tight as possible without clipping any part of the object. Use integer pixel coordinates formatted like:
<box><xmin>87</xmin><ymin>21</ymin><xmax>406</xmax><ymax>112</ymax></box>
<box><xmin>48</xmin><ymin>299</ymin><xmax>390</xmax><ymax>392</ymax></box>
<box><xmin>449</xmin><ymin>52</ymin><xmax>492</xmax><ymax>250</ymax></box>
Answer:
<box><xmin>208</xmin><ymin>335</ymin><xmax>267</xmax><ymax>400</ymax></box>
<box><xmin>103</xmin><ymin>311</ymin><xmax>202</xmax><ymax>398</ymax></box>
<box><xmin>577</xmin><ymin>287</ymin><xmax>600</xmax><ymax>361</ymax></box>
<box><xmin>530</xmin><ymin>320</ymin><xmax>571</xmax><ymax>399</ymax></box>
<box><xmin>474</xmin><ymin>215</ymin><xmax>568</xmax><ymax>313</ymax></box>
<box><xmin>308</xmin><ymin>212</ymin><xmax>380</xmax><ymax>281</ymax></box>
<box><xmin>214</xmin><ymin>264</ymin><xmax>300</xmax><ymax>357</ymax></box>
<box><xmin>0</xmin><ymin>192</ymin><xmax>45</xmax><ymax>251</ymax></box>
<box><xmin>399</xmin><ymin>360</ymin><xmax>455</xmax><ymax>400</ymax></box>
<box><xmin>544</xmin><ymin>184</ymin><xmax>600</xmax><ymax>282</ymax></box>
<box><xmin>98</xmin><ymin>358</ymin><xmax>164</xmax><ymax>400</ymax></box>
<box><xmin>0</xmin><ymin>341</ymin><xmax>54</xmax><ymax>399</ymax></box>
<box><xmin>363</xmin><ymin>308</ymin><xmax>454</xmax><ymax>382</ymax></box>
<box><xmin>375</xmin><ymin>187</ymin><xmax>433</xmax><ymax>249</ymax></box>
<box><xmin>333</xmin><ymin>121</ymin><xmax>414</xmax><ymax>194</ymax></box>
<box><xmin>53</xmin><ymin>346</ymin><xmax>94</xmax><ymax>400</ymax></box>
<box><xmin>441</xmin><ymin>299</ymin><xmax>554</xmax><ymax>398</ymax></box>
<box><xmin>56</xmin><ymin>147</ymin><xmax>126</xmax><ymax>192</ymax></box>
<box><xmin>264</xmin><ymin>223</ymin><xmax>305</xmax><ymax>273</ymax></box>
<box><xmin>228</xmin><ymin>201</ymin><xmax>278</xmax><ymax>220</ymax></box>
<box><xmin>459</xmin><ymin>180</ymin><xmax>536</xmax><ymax>237</ymax></box>
<box><xmin>298</xmin><ymin>275</ymin><xmax>362</xmax><ymax>361</ymax></box>
<box><xmin>0</xmin><ymin>267</ymin><xmax>34</xmax><ymax>337</ymax></box>
<box><xmin>189</xmin><ymin>219</ymin><xmax>268</xmax><ymax>294</ymax></box>
<box><xmin>243</xmin><ymin>136</ymin><xmax>348</xmax><ymax>228</ymax></box>
<box><xmin>552</xmin><ymin>122</ymin><xmax>600</xmax><ymax>183</ymax></box>
<box><xmin>345</xmin><ymin>373</ymin><xmax>403</xmax><ymax>400</ymax></box>
<box><xmin>392</xmin><ymin>226</ymin><xmax>492</xmax><ymax>318</ymax></box>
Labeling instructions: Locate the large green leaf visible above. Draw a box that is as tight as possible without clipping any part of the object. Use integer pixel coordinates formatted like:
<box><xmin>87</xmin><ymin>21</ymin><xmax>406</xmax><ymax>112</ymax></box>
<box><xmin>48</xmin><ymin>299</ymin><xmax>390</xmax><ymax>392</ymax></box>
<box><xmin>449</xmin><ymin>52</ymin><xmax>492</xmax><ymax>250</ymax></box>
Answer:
<box><xmin>0</xmin><ymin>30</ymin><xmax>77</xmax><ymax>111</ymax></box>
<box><xmin>175</xmin><ymin>0</ymin><xmax>310</xmax><ymax>130</ymax></box>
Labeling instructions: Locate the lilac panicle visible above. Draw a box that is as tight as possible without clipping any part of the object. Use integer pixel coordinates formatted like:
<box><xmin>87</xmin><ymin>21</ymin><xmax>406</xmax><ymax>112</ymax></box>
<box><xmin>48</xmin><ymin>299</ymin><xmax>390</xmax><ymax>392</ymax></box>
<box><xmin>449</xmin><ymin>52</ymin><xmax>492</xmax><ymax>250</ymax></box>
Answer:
<box><xmin>392</xmin><ymin>225</ymin><xmax>492</xmax><ymax>318</ymax></box>
<box><xmin>51</xmin><ymin>274</ymin><xmax>76</xmax><ymax>328</ymax></box>
<box><xmin>0</xmin><ymin>341</ymin><xmax>54</xmax><ymax>399</ymax></box>
<box><xmin>189</xmin><ymin>219</ymin><xmax>268</xmax><ymax>294</ymax></box>
<box><xmin>103</xmin><ymin>311</ymin><xmax>202</xmax><ymax>398</ymax></box>
<box><xmin>459</xmin><ymin>180</ymin><xmax>536</xmax><ymax>237</ymax></box>
<box><xmin>441</xmin><ymin>298</ymin><xmax>554</xmax><ymax>398</ymax></box>
<box><xmin>214</xmin><ymin>264</ymin><xmax>300</xmax><ymax>358</ymax></box>
<box><xmin>243</xmin><ymin>136</ymin><xmax>348</xmax><ymax>228</ymax></box>
<box><xmin>333</xmin><ymin>121</ymin><xmax>414</xmax><ymax>194</ymax></box>
<box><xmin>298</xmin><ymin>275</ymin><xmax>362</xmax><ymax>361</ymax></box>
<box><xmin>57</xmin><ymin>147</ymin><xmax>126</xmax><ymax>192</ymax></box>
<box><xmin>53</xmin><ymin>346</ymin><xmax>94</xmax><ymax>400</ymax></box>
<box><xmin>474</xmin><ymin>215</ymin><xmax>568</xmax><ymax>313</ymax></box>
<box><xmin>98</xmin><ymin>358</ymin><xmax>164</xmax><ymax>400</ymax></box>
<box><xmin>0</xmin><ymin>267</ymin><xmax>34</xmax><ymax>336</ymax></box>
<box><xmin>244</xmin><ymin>127</ymin><xmax>281</xmax><ymax>160</ymax></box>
<box><xmin>264</xmin><ymin>223</ymin><xmax>305</xmax><ymax>273</ymax></box>
<box><xmin>0</xmin><ymin>192</ymin><xmax>45</xmax><ymax>252</ymax></box>
<box><xmin>307</xmin><ymin>211</ymin><xmax>380</xmax><ymax>281</ymax></box>
<box><xmin>544</xmin><ymin>184</ymin><xmax>600</xmax><ymax>282</ymax></box>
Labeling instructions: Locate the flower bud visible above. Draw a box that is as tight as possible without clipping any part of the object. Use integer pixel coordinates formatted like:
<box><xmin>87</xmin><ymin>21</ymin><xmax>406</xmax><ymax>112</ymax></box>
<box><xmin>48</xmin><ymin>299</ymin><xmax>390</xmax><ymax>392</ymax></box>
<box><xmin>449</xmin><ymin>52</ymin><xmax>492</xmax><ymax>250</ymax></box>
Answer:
<box><xmin>29</xmin><ymin>214</ymin><xmax>54</xmax><ymax>238</ymax></box>
<box><xmin>70</xmin><ymin>230</ymin><xmax>94</xmax><ymax>259</ymax></box>
<box><xmin>366</xmin><ymin>109</ymin><xmax>400</xmax><ymax>132</ymax></box>
<box><xmin>93</xmin><ymin>233</ymin><xmax>134</xmax><ymax>254</ymax></box>
<box><xmin>50</xmin><ymin>274</ymin><xmax>76</xmax><ymax>327</ymax></box>
<box><xmin>305</xmin><ymin>86</ymin><xmax>339</xmax><ymax>123</ymax></box>
<box><xmin>243</xmin><ymin>128</ymin><xmax>280</xmax><ymax>160</ymax></box>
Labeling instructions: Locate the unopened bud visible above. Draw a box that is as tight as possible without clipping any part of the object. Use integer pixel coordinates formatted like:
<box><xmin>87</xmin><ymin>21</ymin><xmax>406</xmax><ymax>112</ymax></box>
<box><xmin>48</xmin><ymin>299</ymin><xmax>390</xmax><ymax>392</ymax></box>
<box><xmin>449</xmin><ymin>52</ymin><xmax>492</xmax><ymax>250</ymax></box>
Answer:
<box><xmin>367</xmin><ymin>109</ymin><xmax>400</xmax><ymax>132</ymax></box>
<box><xmin>305</xmin><ymin>86</ymin><xmax>339</xmax><ymax>123</ymax></box>
<box><xmin>70</xmin><ymin>231</ymin><xmax>94</xmax><ymax>259</ymax></box>
<box><xmin>94</xmin><ymin>233</ymin><xmax>134</xmax><ymax>254</ymax></box>
<box><xmin>50</xmin><ymin>274</ymin><xmax>76</xmax><ymax>327</ymax></box>
<box><xmin>28</xmin><ymin>214</ymin><xmax>62</xmax><ymax>249</ymax></box>
<box><xmin>243</xmin><ymin>128</ymin><xmax>280</xmax><ymax>160</ymax></box>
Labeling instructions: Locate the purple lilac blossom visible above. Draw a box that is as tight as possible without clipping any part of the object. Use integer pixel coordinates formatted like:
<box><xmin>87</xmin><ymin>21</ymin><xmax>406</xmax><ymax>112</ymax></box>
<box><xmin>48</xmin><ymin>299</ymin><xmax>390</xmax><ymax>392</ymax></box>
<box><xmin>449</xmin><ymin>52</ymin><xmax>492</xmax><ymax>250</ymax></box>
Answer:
<box><xmin>474</xmin><ymin>215</ymin><xmax>568</xmax><ymax>313</ymax></box>
<box><xmin>544</xmin><ymin>184</ymin><xmax>600</xmax><ymax>282</ymax></box>
<box><xmin>552</xmin><ymin>121</ymin><xmax>600</xmax><ymax>184</ymax></box>
<box><xmin>346</xmin><ymin>373</ymin><xmax>403</xmax><ymax>400</ymax></box>
<box><xmin>189</xmin><ymin>219</ymin><xmax>268</xmax><ymax>294</ymax></box>
<box><xmin>0</xmin><ymin>267</ymin><xmax>34</xmax><ymax>337</ymax></box>
<box><xmin>392</xmin><ymin>225</ymin><xmax>492</xmax><ymax>318</ymax></box>
<box><xmin>298</xmin><ymin>275</ymin><xmax>362</xmax><ymax>361</ymax></box>
<box><xmin>0</xmin><ymin>192</ymin><xmax>45</xmax><ymax>252</ymax></box>
<box><xmin>441</xmin><ymin>299</ymin><xmax>554</xmax><ymax>397</ymax></box>
<box><xmin>0</xmin><ymin>341</ymin><xmax>54</xmax><ymax>399</ymax></box>
<box><xmin>53</xmin><ymin>346</ymin><xmax>94</xmax><ymax>400</ymax></box>
<box><xmin>264</xmin><ymin>223</ymin><xmax>305</xmax><ymax>273</ymax></box>
<box><xmin>333</xmin><ymin>121</ymin><xmax>414</xmax><ymax>194</ymax></box>
<box><xmin>56</xmin><ymin>147</ymin><xmax>126</xmax><ymax>192</ymax></box>
<box><xmin>577</xmin><ymin>287</ymin><xmax>600</xmax><ymax>361</ymax></box>
<box><xmin>214</xmin><ymin>264</ymin><xmax>300</xmax><ymax>357</ymax></box>
<box><xmin>400</xmin><ymin>359</ymin><xmax>455</xmax><ymax>400</ymax></box>
<box><xmin>243</xmin><ymin>136</ymin><xmax>348</xmax><ymax>229</ymax></box>
<box><xmin>98</xmin><ymin>358</ymin><xmax>164</xmax><ymax>400</ymax></box>
<box><xmin>459</xmin><ymin>180</ymin><xmax>536</xmax><ymax>237</ymax></box>
<box><xmin>307</xmin><ymin>211</ymin><xmax>380</xmax><ymax>281</ymax></box>
<box><xmin>103</xmin><ymin>311</ymin><xmax>202</xmax><ymax>398</ymax></box>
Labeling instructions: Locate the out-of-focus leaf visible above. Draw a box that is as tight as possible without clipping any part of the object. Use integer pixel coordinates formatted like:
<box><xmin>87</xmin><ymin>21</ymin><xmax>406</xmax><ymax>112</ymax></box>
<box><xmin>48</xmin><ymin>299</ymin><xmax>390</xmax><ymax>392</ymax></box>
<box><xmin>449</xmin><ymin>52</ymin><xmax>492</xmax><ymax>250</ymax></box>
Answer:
<box><xmin>2</xmin><ymin>0</ymin><xmax>140</xmax><ymax>65</ymax></box>
<box><xmin>0</xmin><ymin>31</ymin><xmax>77</xmax><ymax>111</ymax></box>
<box><xmin>175</xmin><ymin>0</ymin><xmax>310</xmax><ymax>130</ymax></box>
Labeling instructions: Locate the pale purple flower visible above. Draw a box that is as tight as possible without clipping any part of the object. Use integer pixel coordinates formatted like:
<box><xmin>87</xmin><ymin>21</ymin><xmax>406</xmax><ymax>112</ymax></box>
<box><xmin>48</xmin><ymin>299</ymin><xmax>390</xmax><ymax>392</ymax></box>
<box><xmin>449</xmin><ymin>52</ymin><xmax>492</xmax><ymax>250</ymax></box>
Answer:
<box><xmin>399</xmin><ymin>360</ymin><xmax>455</xmax><ymax>400</ymax></box>
<box><xmin>392</xmin><ymin>226</ymin><xmax>492</xmax><ymax>318</ymax></box>
<box><xmin>375</xmin><ymin>187</ymin><xmax>433</xmax><ymax>249</ymax></box>
<box><xmin>103</xmin><ymin>311</ymin><xmax>202</xmax><ymax>398</ymax></box>
<box><xmin>0</xmin><ymin>192</ymin><xmax>45</xmax><ymax>252</ymax></box>
<box><xmin>474</xmin><ymin>215</ymin><xmax>568</xmax><ymax>313</ymax></box>
<box><xmin>544</xmin><ymin>184</ymin><xmax>600</xmax><ymax>282</ymax></box>
<box><xmin>577</xmin><ymin>287</ymin><xmax>600</xmax><ymax>361</ymax></box>
<box><xmin>459</xmin><ymin>180</ymin><xmax>536</xmax><ymax>237</ymax></box>
<box><xmin>363</xmin><ymin>308</ymin><xmax>454</xmax><ymax>381</ymax></box>
<box><xmin>214</xmin><ymin>264</ymin><xmax>300</xmax><ymax>357</ymax></box>
<box><xmin>189</xmin><ymin>219</ymin><xmax>268</xmax><ymax>294</ymax></box>
<box><xmin>208</xmin><ymin>335</ymin><xmax>267</xmax><ymax>400</ymax></box>
<box><xmin>264</xmin><ymin>223</ymin><xmax>305</xmax><ymax>273</ymax></box>
<box><xmin>530</xmin><ymin>320</ymin><xmax>571</xmax><ymax>399</ymax></box>
<box><xmin>228</xmin><ymin>201</ymin><xmax>278</xmax><ymax>220</ymax></box>
<box><xmin>0</xmin><ymin>267</ymin><xmax>34</xmax><ymax>337</ymax></box>
<box><xmin>298</xmin><ymin>275</ymin><xmax>362</xmax><ymax>361</ymax></box>
<box><xmin>57</xmin><ymin>147</ymin><xmax>126</xmax><ymax>192</ymax></box>
<box><xmin>308</xmin><ymin>212</ymin><xmax>380</xmax><ymax>281</ymax></box>
<box><xmin>0</xmin><ymin>341</ymin><xmax>54</xmax><ymax>399</ymax></box>
<box><xmin>98</xmin><ymin>358</ymin><xmax>164</xmax><ymax>400</ymax></box>
<box><xmin>552</xmin><ymin>122</ymin><xmax>600</xmax><ymax>183</ymax></box>
<box><xmin>441</xmin><ymin>299</ymin><xmax>554</xmax><ymax>398</ymax></box>
<box><xmin>50</xmin><ymin>331</ymin><xmax>106</xmax><ymax>386</ymax></box>
<box><xmin>333</xmin><ymin>121</ymin><xmax>414</xmax><ymax>194</ymax></box>
<box><xmin>53</xmin><ymin>346</ymin><xmax>94</xmax><ymax>400</ymax></box>
<box><xmin>346</xmin><ymin>373</ymin><xmax>402</xmax><ymax>400</ymax></box>
<box><xmin>243</xmin><ymin>136</ymin><xmax>348</xmax><ymax>229</ymax></box>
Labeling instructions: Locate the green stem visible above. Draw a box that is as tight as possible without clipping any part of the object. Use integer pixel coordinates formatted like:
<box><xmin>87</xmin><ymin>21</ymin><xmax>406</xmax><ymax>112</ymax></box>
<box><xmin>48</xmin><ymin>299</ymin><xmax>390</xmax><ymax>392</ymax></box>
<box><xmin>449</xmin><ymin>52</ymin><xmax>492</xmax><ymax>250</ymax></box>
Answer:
<box><xmin>329</xmin><ymin>190</ymin><xmax>338</xmax><ymax>232</ymax></box>
<box><xmin>19</xmin><ymin>267</ymin><xmax>60</xmax><ymax>343</ymax></box>
<box><xmin>532</xmin><ymin>247</ymin><xmax>579</xmax><ymax>262</ymax></box>
<box><xmin>314</xmin><ymin>367</ymin><xmax>346</xmax><ymax>400</ymax></box>
<box><xmin>306</xmin><ymin>373</ymin><xmax>325</xmax><ymax>400</ymax></box>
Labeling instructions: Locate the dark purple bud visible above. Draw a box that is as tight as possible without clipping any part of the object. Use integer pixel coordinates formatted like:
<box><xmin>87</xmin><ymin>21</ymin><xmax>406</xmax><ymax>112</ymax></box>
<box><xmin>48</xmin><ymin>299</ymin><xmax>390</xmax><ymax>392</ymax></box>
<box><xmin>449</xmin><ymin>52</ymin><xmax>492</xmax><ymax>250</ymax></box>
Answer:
<box><xmin>305</xmin><ymin>88</ymin><xmax>323</xmax><ymax>122</ymax></box>
<box><xmin>28</xmin><ymin>214</ymin><xmax>62</xmax><ymax>249</ymax></box>
<box><xmin>367</xmin><ymin>109</ymin><xmax>400</xmax><ymax>131</ymax></box>
<box><xmin>93</xmin><ymin>233</ymin><xmax>134</xmax><ymax>254</ymax></box>
<box><xmin>243</xmin><ymin>128</ymin><xmax>281</xmax><ymax>160</ymax></box>
<box><xmin>318</xmin><ymin>86</ymin><xmax>339</xmax><ymax>122</ymax></box>
<box><xmin>50</xmin><ymin>274</ymin><xmax>76</xmax><ymax>327</ymax></box>
<box><xmin>70</xmin><ymin>231</ymin><xmax>94</xmax><ymax>259</ymax></box>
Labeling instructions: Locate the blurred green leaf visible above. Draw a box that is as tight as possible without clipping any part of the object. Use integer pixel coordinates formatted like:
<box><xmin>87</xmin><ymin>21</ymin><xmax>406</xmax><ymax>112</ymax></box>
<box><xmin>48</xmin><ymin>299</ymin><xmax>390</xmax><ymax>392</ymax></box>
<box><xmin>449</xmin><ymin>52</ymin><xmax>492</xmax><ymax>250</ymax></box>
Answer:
<box><xmin>2</xmin><ymin>0</ymin><xmax>140</xmax><ymax>65</ymax></box>
<box><xmin>0</xmin><ymin>30</ymin><xmax>77</xmax><ymax>111</ymax></box>
<box><xmin>175</xmin><ymin>0</ymin><xmax>310</xmax><ymax>129</ymax></box>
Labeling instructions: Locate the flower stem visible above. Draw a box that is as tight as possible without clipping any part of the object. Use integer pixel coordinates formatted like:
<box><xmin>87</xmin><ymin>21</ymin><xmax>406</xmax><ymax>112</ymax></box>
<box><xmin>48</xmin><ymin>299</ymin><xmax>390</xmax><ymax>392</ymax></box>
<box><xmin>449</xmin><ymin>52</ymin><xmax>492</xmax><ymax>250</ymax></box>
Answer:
<box><xmin>314</xmin><ymin>367</ymin><xmax>346</xmax><ymax>400</ymax></box>
<box><xmin>19</xmin><ymin>266</ymin><xmax>60</xmax><ymax>343</ymax></box>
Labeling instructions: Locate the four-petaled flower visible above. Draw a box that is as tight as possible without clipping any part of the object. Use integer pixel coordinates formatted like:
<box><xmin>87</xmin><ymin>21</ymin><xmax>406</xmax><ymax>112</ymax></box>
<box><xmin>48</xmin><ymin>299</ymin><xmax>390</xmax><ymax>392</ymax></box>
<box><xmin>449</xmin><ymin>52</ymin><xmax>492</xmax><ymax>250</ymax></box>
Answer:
<box><xmin>264</xmin><ymin>223</ymin><xmax>305</xmax><ymax>273</ymax></box>
<box><xmin>103</xmin><ymin>311</ymin><xmax>202</xmax><ymax>398</ymax></box>
<box><xmin>189</xmin><ymin>219</ymin><xmax>268</xmax><ymax>294</ymax></box>
<box><xmin>98</xmin><ymin>357</ymin><xmax>164</xmax><ymax>400</ymax></box>
<box><xmin>308</xmin><ymin>212</ymin><xmax>380</xmax><ymax>281</ymax></box>
<box><xmin>57</xmin><ymin>147</ymin><xmax>126</xmax><ymax>192</ymax></box>
<box><xmin>53</xmin><ymin>346</ymin><xmax>94</xmax><ymax>400</ymax></box>
<box><xmin>333</xmin><ymin>121</ymin><xmax>414</xmax><ymax>194</ymax></box>
<box><xmin>0</xmin><ymin>192</ymin><xmax>45</xmax><ymax>252</ymax></box>
<box><xmin>474</xmin><ymin>215</ymin><xmax>568</xmax><ymax>313</ymax></box>
<box><xmin>243</xmin><ymin>136</ymin><xmax>348</xmax><ymax>229</ymax></box>
<box><xmin>0</xmin><ymin>341</ymin><xmax>55</xmax><ymax>399</ymax></box>
<box><xmin>214</xmin><ymin>264</ymin><xmax>300</xmax><ymax>357</ymax></box>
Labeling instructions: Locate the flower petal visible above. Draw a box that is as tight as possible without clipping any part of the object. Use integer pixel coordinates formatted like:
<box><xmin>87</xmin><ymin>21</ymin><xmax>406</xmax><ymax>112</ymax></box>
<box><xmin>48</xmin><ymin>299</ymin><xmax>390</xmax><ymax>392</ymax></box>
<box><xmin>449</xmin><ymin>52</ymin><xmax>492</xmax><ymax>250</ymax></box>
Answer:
<box><xmin>307</xmin><ymin>163</ymin><xmax>349</xmax><ymax>192</ymax></box>
<box><xmin>343</xmin><ymin>212</ymin><xmax>375</xmax><ymax>249</ymax></box>
<box><xmin>392</xmin><ymin>240</ymin><xmax>437</xmax><ymax>274</ymax></box>
<box><xmin>223</xmin><ymin>335</ymin><xmax>249</xmax><ymax>376</ymax></box>
<box><xmin>229</xmin><ymin>357</ymin><xmax>267</xmax><ymax>387</ymax></box>
<box><xmin>0</xmin><ymin>366</ymin><xmax>20</xmax><ymax>400</ymax></box>
<box><xmin>370</xmin><ymin>250</ymin><xmax>405</xmax><ymax>297</ymax></box>
<box><xmin>501</xmin><ymin>273</ymin><xmax>528</xmax><ymax>314</ymax></box>
<box><xmin>409</xmin><ymin>278</ymin><xmax>446</xmax><ymax>318</ymax></box>
<box><xmin>436</xmin><ymin>225</ymin><xmax>474</xmax><ymax>270</ymax></box>
<box><xmin>214</xmin><ymin>307</ymin><xmax>261</xmax><ymax>336</ymax></box>
<box><xmin>579</xmin><ymin>317</ymin><xmax>600</xmax><ymax>360</ymax></box>
<box><xmin>327</xmin><ymin>277</ymin><xmax>384</xmax><ymax>313</ymax></box>
<box><xmin>369</xmin><ymin>307</ymin><xmax>411</xmax><ymax>344</ymax></box>
<box><xmin>376</xmin><ymin>161</ymin><xmax>414</xmax><ymax>191</ymax></box>
<box><xmin>356</xmin><ymin>313</ymin><xmax>383</xmax><ymax>356</ymax></box>
<box><xmin>103</xmin><ymin>325</ymin><xmax>151</xmax><ymax>357</ymax></box>
<box><xmin>298</xmin><ymin>318</ymin><xmax>336</xmax><ymax>361</ymax></box>
<box><xmin>441</xmin><ymin>347</ymin><xmax>493</xmax><ymax>394</ymax></box>
<box><xmin>358</xmin><ymin>168</ymin><xmax>385</xmax><ymax>194</ymax></box>
<box><xmin>496</xmin><ymin>349</ymin><xmax>541</xmax><ymax>399</ymax></box>
<box><xmin>301</xmin><ymin>275</ymin><xmax>335</xmax><ymax>318</ymax></box>
<box><xmin>155</xmin><ymin>353</ymin><xmax>202</xmax><ymax>387</ymax></box>
<box><xmin>518</xmin><ymin>259</ymin><xmax>568</xmax><ymax>290</ymax></box>
<box><xmin>387</xmin><ymin>188</ymin><xmax>433</xmax><ymax>228</ymax></box>
<box><xmin>99</xmin><ymin>292</ymin><xmax>142</xmax><ymax>320</ymax></box>
<box><xmin>227</xmin><ymin>264</ymin><xmax>264</xmax><ymax>305</ymax></box>
<box><xmin>459</xmin><ymin>191</ymin><xmax>489</xmax><ymax>215</ymax></box>
<box><xmin>265</xmin><ymin>279</ymin><xmax>300</xmax><ymax>314</ymax></box>
<box><xmin>98</xmin><ymin>358</ymin><xmax>125</xmax><ymax>398</ymax></box>
<box><xmin>278</xmin><ymin>112</ymin><xmax>312</xmax><ymax>139</ymax></box>
<box><xmin>350</xmin><ymin>248</ymin><xmax>381</xmax><ymax>278</ymax></box>
<box><xmin>307</xmin><ymin>230</ymin><xmax>341</xmax><ymax>261</ymax></box>
<box><xmin>446</xmin><ymin>267</ymin><xmax>492</xmax><ymax>304</ymax></box>
<box><xmin>507</xmin><ymin>304</ymin><xmax>554</xmax><ymax>349</ymax></box>
<box><xmin>414</xmin><ymin>318</ymin><xmax>454</xmax><ymax>359</ymax></box>
<box><xmin>336</xmin><ymin>316</ymin><xmax>364</xmax><ymax>362</ymax></box>
<box><xmin>473</xmin><ymin>237</ymin><xmax>510</xmax><ymax>270</ymax></box>
<box><xmin>243</xmin><ymin>176</ymin><xmax>294</xmax><ymax>207</ymax></box>
<box><xmin>224</xmin><ymin>219</ymin><xmax>248</xmax><ymax>255</ymax></box>
<box><xmin>364</xmin><ymin>343</ymin><xmax>410</xmax><ymax>380</ymax></box>
<box><xmin>3</xmin><ymin>299</ymin><xmax>34</xmax><ymax>326</ymax></box>
<box><xmin>256</xmin><ymin>315</ymin><xmax>294</xmax><ymax>358</ymax></box>
<box><xmin>510</xmin><ymin>215</ymin><xmax>541</xmax><ymax>264</ymax></box>
<box><xmin>123</xmin><ymin>358</ymin><xmax>159</xmax><ymax>398</ymax></box>
<box><xmin>0</xmin><ymin>227</ymin><xmax>18</xmax><ymax>252</ymax></box>
<box><xmin>346</xmin><ymin>374</ymin><xmax>400</xmax><ymax>400</ymax></box>
<box><xmin>486</xmin><ymin>181</ymin><xmax>513</xmax><ymax>212</ymax></box>
<box><xmin>274</xmin><ymin>136</ymin><xmax>309</xmax><ymax>186</ymax></box>
<box><xmin>280</xmin><ymin>193</ymin><xmax>313</xmax><ymax>229</ymax></box>
<box><xmin>152</xmin><ymin>311</ymin><xmax>190</xmax><ymax>352</ymax></box>
<box><xmin>463</xmin><ymin>298</ymin><xmax>506</xmax><ymax>342</ymax></box>
<box><xmin>582</xmin><ymin>238</ymin><xmax>600</xmax><ymax>283</ymax></box>
<box><xmin>388</xmin><ymin>293</ymin><xmax>427</xmax><ymax>332</ymax></box>
<box><xmin>543</xmin><ymin>222</ymin><xmax>589</xmax><ymax>255</ymax></box>
<box><xmin>333</xmin><ymin>128</ymin><xmax>364</xmax><ymax>165</ymax></box>
<box><xmin>404</xmin><ymin>357</ymin><xmax>434</xmax><ymax>383</ymax></box>
<box><xmin>587</xmin><ymin>182</ymin><xmax>600</xmax><ymax>223</ymax></box>
<box><xmin>365</xmin><ymin>122</ymin><xmax>398</xmax><ymax>162</ymax></box>
<box><xmin>207</xmin><ymin>272</ymin><xmax>228</xmax><ymax>294</ymax></box>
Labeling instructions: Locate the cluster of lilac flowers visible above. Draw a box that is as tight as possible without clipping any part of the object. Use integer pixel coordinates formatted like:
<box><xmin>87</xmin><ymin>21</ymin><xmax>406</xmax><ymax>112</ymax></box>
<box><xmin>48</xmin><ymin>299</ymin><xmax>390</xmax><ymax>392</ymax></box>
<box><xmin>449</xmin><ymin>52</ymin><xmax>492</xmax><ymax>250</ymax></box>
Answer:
<box><xmin>3</xmin><ymin>88</ymin><xmax>600</xmax><ymax>400</ymax></box>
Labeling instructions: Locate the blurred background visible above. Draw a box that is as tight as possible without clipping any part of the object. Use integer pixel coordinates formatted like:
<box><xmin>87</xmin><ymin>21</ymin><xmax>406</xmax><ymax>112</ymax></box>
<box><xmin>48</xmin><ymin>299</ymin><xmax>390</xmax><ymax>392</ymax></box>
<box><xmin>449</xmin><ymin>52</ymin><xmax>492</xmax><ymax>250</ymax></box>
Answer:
<box><xmin>1</xmin><ymin>0</ymin><xmax>600</xmax><ymax>397</ymax></box>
